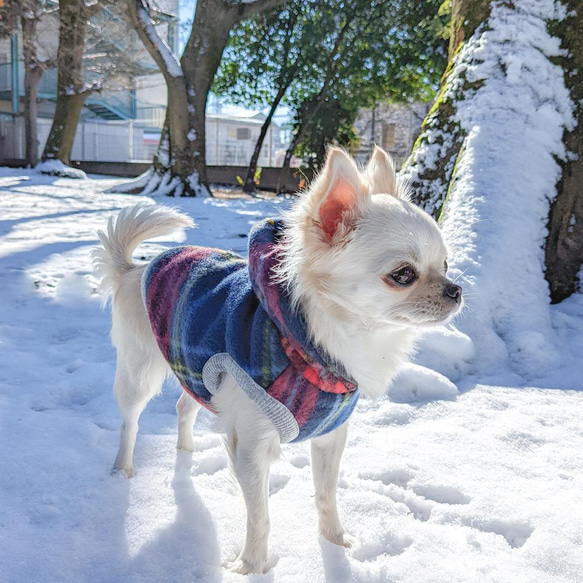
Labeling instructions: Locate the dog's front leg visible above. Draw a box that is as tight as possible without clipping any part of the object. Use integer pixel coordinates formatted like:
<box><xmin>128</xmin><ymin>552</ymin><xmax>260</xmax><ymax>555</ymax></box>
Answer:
<box><xmin>226</xmin><ymin>428</ymin><xmax>280</xmax><ymax>575</ymax></box>
<box><xmin>311</xmin><ymin>422</ymin><xmax>354</xmax><ymax>547</ymax></box>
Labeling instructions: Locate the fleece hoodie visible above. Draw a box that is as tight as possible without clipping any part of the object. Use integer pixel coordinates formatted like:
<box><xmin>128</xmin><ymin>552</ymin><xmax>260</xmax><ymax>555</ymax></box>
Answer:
<box><xmin>142</xmin><ymin>218</ymin><xmax>360</xmax><ymax>443</ymax></box>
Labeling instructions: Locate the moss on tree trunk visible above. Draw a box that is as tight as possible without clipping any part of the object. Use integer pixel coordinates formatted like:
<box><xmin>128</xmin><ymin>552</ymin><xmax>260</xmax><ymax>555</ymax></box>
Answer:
<box><xmin>401</xmin><ymin>0</ymin><xmax>490</xmax><ymax>216</ymax></box>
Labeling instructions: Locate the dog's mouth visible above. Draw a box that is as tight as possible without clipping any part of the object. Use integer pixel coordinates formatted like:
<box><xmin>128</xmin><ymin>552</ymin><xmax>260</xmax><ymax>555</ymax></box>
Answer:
<box><xmin>391</xmin><ymin>302</ymin><xmax>464</xmax><ymax>327</ymax></box>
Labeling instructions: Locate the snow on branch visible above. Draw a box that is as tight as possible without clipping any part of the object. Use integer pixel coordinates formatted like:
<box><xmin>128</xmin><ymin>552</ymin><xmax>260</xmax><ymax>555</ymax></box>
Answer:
<box><xmin>133</xmin><ymin>0</ymin><xmax>183</xmax><ymax>79</ymax></box>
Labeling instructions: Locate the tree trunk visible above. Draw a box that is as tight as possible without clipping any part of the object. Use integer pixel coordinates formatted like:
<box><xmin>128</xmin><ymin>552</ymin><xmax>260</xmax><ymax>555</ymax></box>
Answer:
<box><xmin>544</xmin><ymin>0</ymin><xmax>583</xmax><ymax>303</ymax></box>
<box><xmin>152</xmin><ymin>111</ymin><xmax>171</xmax><ymax>175</ymax></box>
<box><xmin>400</xmin><ymin>0</ymin><xmax>578</xmax><ymax>377</ymax></box>
<box><xmin>276</xmin><ymin>125</ymin><xmax>303</xmax><ymax>193</ymax></box>
<box><xmin>116</xmin><ymin>0</ymin><xmax>198</xmax><ymax>196</ymax></box>
<box><xmin>180</xmin><ymin>1</ymin><xmax>242</xmax><ymax>193</ymax></box>
<box><xmin>276</xmin><ymin>13</ymin><xmax>356</xmax><ymax>193</ymax></box>
<box><xmin>23</xmin><ymin>66</ymin><xmax>43</xmax><ymax>167</ymax></box>
<box><xmin>43</xmin><ymin>92</ymin><xmax>88</xmax><ymax>165</ymax></box>
<box><xmin>166</xmin><ymin>75</ymin><xmax>196</xmax><ymax>194</ymax></box>
<box><xmin>21</xmin><ymin>11</ymin><xmax>43</xmax><ymax>168</ymax></box>
<box><xmin>42</xmin><ymin>0</ymin><xmax>91</xmax><ymax>164</ymax></box>
<box><xmin>181</xmin><ymin>0</ymin><xmax>286</xmax><ymax>194</ymax></box>
<box><xmin>243</xmin><ymin>82</ymin><xmax>288</xmax><ymax>193</ymax></box>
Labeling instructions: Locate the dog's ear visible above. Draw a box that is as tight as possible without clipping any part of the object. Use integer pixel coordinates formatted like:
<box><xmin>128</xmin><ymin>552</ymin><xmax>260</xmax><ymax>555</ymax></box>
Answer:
<box><xmin>315</xmin><ymin>147</ymin><xmax>368</xmax><ymax>242</ymax></box>
<box><xmin>365</xmin><ymin>145</ymin><xmax>397</xmax><ymax>196</ymax></box>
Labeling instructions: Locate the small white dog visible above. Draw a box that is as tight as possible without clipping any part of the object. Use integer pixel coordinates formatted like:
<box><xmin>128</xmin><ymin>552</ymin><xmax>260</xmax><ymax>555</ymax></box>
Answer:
<box><xmin>94</xmin><ymin>147</ymin><xmax>462</xmax><ymax>575</ymax></box>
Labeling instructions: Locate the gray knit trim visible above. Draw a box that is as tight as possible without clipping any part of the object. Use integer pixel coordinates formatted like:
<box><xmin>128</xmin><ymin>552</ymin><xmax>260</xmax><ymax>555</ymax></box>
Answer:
<box><xmin>202</xmin><ymin>353</ymin><xmax>299</xmax><ymax>443</ymax></box>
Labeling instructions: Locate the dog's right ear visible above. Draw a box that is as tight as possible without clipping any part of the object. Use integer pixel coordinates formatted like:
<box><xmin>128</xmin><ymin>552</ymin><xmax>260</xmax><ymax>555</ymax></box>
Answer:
<box><xmin>313</xmin><ymin>148</ymin><xmax>368</xmax><ymax>243</ymax></box>
<box><xmin>365</xmin><ymin>145</ymin><xmax>397</xmax><ymax>196</ymax></box>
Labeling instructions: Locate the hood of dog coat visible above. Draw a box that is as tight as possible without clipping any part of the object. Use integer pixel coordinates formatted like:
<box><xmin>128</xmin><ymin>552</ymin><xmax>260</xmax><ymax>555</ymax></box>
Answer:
<box><xmin>248</xmin><ymin>218</ymin><xmax>357</xmax><ymax>395</ymax></box>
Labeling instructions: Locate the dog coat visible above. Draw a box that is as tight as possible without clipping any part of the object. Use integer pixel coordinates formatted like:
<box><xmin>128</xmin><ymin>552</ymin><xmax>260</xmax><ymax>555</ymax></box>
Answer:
<box><xmin>142</xmin><ymin>218</ymin><xmax>360</xmax><ymax>443</ymax></box>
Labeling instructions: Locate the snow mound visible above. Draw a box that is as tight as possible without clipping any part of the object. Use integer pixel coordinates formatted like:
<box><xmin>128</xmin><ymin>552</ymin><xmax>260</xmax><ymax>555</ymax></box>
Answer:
<box><xmin>413</xmin><ymin>327</ymin><xmax>476</xmax><ymax>382</ymax></box>
<box><xmin>389</xmin><ymin>363</ymin><xmax>459</xmax><ymax>403</ymax></box>
<box><xmin>104</xmin><ymin>168</ymin><xmax>153</xmax><ymax>194</ymax></box>
<box><xmin>36</xmin><ymin>160</ymin><xmax>87</xmax><ymax>180</ymax></box>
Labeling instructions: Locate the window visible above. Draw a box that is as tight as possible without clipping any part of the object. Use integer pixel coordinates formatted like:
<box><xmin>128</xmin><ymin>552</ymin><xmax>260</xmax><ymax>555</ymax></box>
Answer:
<box><xmin>237</xmin><ymin>127</ymin><xmax>251</xmax><ymax>140</ymax></box>
<box><xmin>382</xmin><ymin>123</ymin><xmax>396</xmax><ymax>151</ymax></box>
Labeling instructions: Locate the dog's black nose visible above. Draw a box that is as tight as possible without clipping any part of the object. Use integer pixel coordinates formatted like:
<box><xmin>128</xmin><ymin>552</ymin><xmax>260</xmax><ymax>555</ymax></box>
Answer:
<box><xmin>443</xmin><ymin>283</ymin><xmax>462</xmax><ymax>304</ymax></box>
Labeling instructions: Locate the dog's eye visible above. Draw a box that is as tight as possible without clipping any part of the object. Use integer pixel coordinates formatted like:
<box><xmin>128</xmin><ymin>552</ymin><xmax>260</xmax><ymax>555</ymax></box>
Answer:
<box><xmin>444</xmin><ymin>260</ymin><xmax>448</xmax><ymax>273</ymax></box>
<box><xmin>390</xmin><ymin>266</ymin><xmax>417</xmax><ymax>286</ymax></box>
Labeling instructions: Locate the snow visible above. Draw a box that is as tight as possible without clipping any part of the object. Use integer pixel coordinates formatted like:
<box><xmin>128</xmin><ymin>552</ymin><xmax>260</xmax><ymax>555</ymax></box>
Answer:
<box><xmin>1</xmin><ymin>168</ymin><xmax>583</xmax><ymax>582</ymax></box>
<box><xmin>388</xmin><ymin>363</ymin><xmax>458</xmax><ymax>403</ymax></box>
<box><xmin>137</xmin><ymin>6</ymin><xmax>183</xmax><ymax>79</ymax></box>
<box><xmin>36</xmin><ymin>160</ymin><xmax>88</xmax><ymax>179</ymax></box>
<box><xmin>412</xmin><ymin>327</ymin><xmax>476</xmax><ymax>382</ymax></box>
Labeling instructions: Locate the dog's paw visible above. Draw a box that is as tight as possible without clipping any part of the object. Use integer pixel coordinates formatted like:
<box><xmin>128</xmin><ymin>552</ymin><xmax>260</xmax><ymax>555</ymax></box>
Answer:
<box><xmin>224</xmin><ymin>556</ymin><xmax>269</xmax><ymax>575</ymax></box>
<box><xmin>320</xmin><ymin>529</ymin><xmax>355</xmax><ymax>549</ymax></box>
<box><xmin>111</xmin><ymin>466</ymin><xmax>134</xmax><ymax>479</ymax></box>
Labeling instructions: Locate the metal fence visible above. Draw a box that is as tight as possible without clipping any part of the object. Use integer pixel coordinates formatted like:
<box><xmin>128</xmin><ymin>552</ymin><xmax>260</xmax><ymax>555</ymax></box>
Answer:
<box><xmin>0</xmin><ymin>112</ymin><xmax>288</xmax><ymax>167</ymax></box>
<box><xmin>0</xmin><ymin>115</ymin><xmax>148</xmax><ymax>162</ymax></box>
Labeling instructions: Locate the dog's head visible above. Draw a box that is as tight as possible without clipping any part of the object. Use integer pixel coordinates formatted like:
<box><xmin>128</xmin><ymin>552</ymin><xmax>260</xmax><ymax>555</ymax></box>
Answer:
<box><xmin>281</xmin><ymin>146</ymin><xmax>463</xmax><ymax>328</ymax></box>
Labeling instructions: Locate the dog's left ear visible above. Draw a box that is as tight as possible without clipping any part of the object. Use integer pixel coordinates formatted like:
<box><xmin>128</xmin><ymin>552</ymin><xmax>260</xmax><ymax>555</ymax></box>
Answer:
<box><xmin>315</xmin><ymin>148</ymin><xmax>369</xmax><ymax>243</ymax></box>
<box><xmin>365</xmin><ymin>145</ymin><xmax>398</xmax><ymax>196</ymax></box>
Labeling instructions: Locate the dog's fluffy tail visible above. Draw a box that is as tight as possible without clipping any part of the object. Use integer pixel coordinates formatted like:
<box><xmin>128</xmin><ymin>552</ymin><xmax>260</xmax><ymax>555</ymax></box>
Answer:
<box><xmin>93</xmin><ymin>204</ymin><xmax>194</xmax><ymax>296</ymax></box>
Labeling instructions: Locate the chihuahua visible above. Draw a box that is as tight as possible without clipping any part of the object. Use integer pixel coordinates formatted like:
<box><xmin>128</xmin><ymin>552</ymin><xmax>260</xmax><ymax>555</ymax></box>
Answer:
<box><xmin>94</xmin><ymin>146</ymin><xmax>462</xmax><ymax>574</ymax></box>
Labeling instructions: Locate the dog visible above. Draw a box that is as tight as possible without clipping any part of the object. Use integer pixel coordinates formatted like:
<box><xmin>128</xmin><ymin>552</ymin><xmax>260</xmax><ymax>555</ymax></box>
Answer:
<box><xmin>94</xmin><ymin>146</ymin><xmax>462</xmax><ymax>575</ymax></box>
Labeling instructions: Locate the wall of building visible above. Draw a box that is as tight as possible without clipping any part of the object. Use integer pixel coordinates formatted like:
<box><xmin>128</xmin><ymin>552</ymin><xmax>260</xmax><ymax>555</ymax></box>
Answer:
<box><xmin>354</xmin><ymin>102</ymin><xmax>430</xmax><ymax>168</ymax></box>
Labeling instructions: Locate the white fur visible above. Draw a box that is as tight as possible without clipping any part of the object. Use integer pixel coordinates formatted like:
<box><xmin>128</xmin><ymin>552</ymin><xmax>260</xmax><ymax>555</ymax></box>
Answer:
<box><xmin>95</xmin><ymin>148</ymin><xmax>462</xmax><ymax>574</ymax></box>
<box><xmin>277</xmin><ymin>146</ymin><xmax>461</xmax><ymax>399</ymax></box>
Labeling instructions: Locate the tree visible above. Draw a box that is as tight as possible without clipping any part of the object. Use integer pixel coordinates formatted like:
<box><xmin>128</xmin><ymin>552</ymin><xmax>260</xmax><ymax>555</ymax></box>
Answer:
<box><xmin>400</xmin><ymin>0</ymin><xmax>581</xmax><ymax>374</ymax></box>
<box><xmin>0</xmin><ymin>0</ymin><xmax>55</xmax><ymax>167</ymax></box>
<box><xmin>21</xmin><ymin>1</ymin><xmax>57</xmax><ymax>167</ymax></box>
<box><xmin>0</xmin><ymin>1</ymin><xmax>17</xmax><ymax>37</ymax></box>
<box><xmin>214</xmin><ymin>1</ymin><xmax>323</xmax><ymax>192</ymax></box>
<box><xmin>276</xmin><ymin>0</ymin><xmax>448</xmax><ymax>190</ymax></box>
<box><xmin>293</xmin><ymin>95</ymin><xmax>361</xmax><ymax>173</ymax></box>
<box><xmin>39</xmin><ymin>0</ymin><xmax>153</xmax><ymax>170</ymax></box>
<box><xmin>399</xmin><ymin>0</ymin><xmax>490</xmax><ymax>218</ymax></box>
<box><xmin>217</xmin><ymin>0</ymin><xmax>448</xmax><ymax>192</ymax></box>
<box><xmin>41</xmin><ymin>0</ymin><xmax>101</xmax><ymax>166</ymax></box>
<box><xmin>118</xmin><ymin>0</ymin><xmax>286</xmax><ymax>197</ymax></box>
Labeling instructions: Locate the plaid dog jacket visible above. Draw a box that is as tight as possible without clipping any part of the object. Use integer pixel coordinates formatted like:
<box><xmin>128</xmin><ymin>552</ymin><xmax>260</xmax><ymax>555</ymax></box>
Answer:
<box><xmin>142</xmin><ymin>218</ymin><xmax>359</xmax><ymax>442</ymax></box>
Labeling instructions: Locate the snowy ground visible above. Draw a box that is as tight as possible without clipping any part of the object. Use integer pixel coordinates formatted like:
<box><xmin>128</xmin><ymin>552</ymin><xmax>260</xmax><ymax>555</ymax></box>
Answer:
<box><xmin>1</xmin><ymin>169</ymin><xmax>582</xmax><ymax>583</ymax></box>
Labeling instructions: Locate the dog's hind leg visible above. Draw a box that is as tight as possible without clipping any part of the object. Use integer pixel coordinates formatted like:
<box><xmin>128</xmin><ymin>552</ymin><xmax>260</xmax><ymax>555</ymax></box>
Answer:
<box><xmin>109</xmin><ymin>264</ymin><xmax>168</xmax><ymax>477</ymax></box>
<box><xmin>176</xmin><ymin>390</ymin><xmax>201</xmax><ymax>452</ymax></box>
<box><xmin>112</xmin><ymin>353</ymin><xmax>166</xmax><ymax>478</ymax></box>
<box><xmin>311</xmin><ymin>422</ymin><xmax>354</xmax><ymax>547</ymax></box>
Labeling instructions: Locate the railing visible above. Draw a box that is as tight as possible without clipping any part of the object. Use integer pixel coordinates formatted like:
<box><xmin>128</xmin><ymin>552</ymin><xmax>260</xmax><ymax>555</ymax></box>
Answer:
<box><xmin>0</xmin><ymin>61</ymin><xmax>134</xmax><ymax>120</ymax></box>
